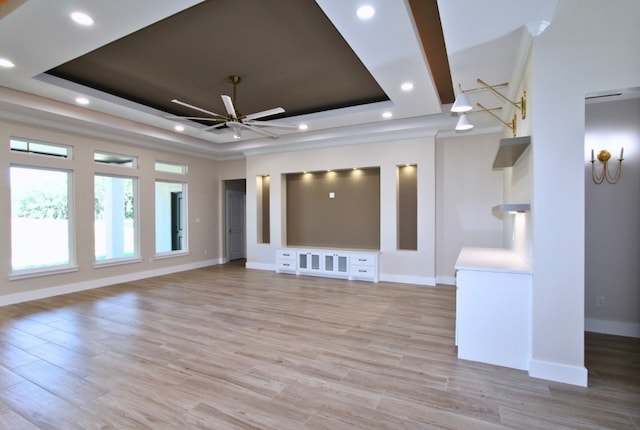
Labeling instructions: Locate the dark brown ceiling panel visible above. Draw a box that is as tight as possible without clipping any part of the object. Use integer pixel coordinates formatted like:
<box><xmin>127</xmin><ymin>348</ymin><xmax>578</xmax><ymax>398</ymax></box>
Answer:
<box><xmin>47</xmin><ymin>0</ymin><xmax>388</xmax><ymax>120</ymax></box>
<box><xmin>407</xmin><ymin>0</ymin><xmax>454</xmax><ymax>104</ymax></box>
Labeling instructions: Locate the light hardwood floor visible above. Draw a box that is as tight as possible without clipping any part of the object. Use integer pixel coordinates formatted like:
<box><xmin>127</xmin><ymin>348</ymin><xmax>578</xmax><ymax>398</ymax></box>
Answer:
<box><xmin>0</xmin><ymin>262</ymin><xmax>638</xmax><ymax>429</ymax></box>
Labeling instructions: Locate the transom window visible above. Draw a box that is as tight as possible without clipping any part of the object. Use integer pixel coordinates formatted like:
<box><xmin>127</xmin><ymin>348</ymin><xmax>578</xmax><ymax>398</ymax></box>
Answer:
<box><xmin>94</xmin><ymin>150</ymin><xmax>137</xmax><ymax>168</ymax></box>
<box><xmin>155</xmin><ymin>161</ymin><xmax>187</xmax><ymax>175</ymax></box>
<box><xmin>10</xmin><ymin>138</ymin><xmax>72</xmax><ymax>158</ymax></box>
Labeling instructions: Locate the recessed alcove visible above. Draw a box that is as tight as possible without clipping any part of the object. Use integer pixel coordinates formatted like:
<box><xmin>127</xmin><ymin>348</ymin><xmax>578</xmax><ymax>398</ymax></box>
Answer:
<box><xmin>285</xmin><ymin>167</ymin><xmax>380</xmax><ymax>249</ymax></box>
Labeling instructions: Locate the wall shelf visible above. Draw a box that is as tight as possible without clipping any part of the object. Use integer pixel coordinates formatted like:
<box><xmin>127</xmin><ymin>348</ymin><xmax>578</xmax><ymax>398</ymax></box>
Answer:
<box><xmin>492</xmin><ymin>135</ymin><xmax>531</xmax><ymax>169</ymax></box>
<box><xmin>492</xmin><ymin>203</ymin><xmax>530</xmax><ymax>213</ymax></box>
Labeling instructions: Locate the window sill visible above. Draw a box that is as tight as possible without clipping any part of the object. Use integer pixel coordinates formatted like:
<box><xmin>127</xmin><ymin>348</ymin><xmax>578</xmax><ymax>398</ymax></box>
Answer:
<box><xmin>153</xmin><ymin>251</ymin><xmax>190</xmax><ymax>260</ymax></box>
<box><xmin>9</xmin><ymin>265</ymin><xmax>79</xmax><ymax>281</ymax></box>
<box><xmin>94</xmin><ymin>257</ymin><xmax>142</xmax><ymax>269</ymax></box>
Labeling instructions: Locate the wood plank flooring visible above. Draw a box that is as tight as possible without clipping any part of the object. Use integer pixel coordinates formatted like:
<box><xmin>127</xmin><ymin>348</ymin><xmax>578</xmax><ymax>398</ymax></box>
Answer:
<box><xmin>0</xmin><ymin>262</ymin><xmax>638</xmax><ymax>429</ymax></box>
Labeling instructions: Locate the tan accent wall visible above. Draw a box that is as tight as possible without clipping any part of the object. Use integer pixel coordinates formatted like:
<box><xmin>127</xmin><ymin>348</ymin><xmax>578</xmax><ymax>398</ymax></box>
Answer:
<box><xmin>286</xmin><ymin>168</ymin><xmax>380</xmax><ymax>249</ymax></box>
<box><xmin>397</xmin><ymin>165</ymin><xmax>417</xmax><ymax>250</ymax></box>
<box><xmin>261</xmin><ymin>176</ymin><xmax>270</xmax><ymax>243</ymax></box>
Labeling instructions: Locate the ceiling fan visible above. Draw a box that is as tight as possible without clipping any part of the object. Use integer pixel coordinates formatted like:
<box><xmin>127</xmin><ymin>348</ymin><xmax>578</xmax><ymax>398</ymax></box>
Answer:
<box><xmin>167</xmin><ymin>75</ymin><xmax>297</xmax><ymax>139</ymax></box>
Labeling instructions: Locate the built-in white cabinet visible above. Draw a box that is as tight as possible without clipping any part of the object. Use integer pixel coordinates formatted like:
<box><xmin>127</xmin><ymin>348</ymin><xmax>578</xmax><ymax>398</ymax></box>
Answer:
<box><xmin>276</xmin><ymin>248</ymin><xmax>378</xmax><ymax>282</ymax></box>
<box><xmin>349</xmin><ymin>253</ymin><xmax>379</xmax><ymax>282</ymax></box>
<box><xmin>455</xmin><ymin>247</ymin><xmax>532</xmax><ymax>371</ymax></box>
<box><xmin>275</xmin><ymin>249</ymin><xmax>297</xmax><ymax>273</ymax></box>
<box><xmin>298</xmin><ymin>251</ymin><xmax>322</xmax><ymax>275</ymax></box>
<box><xmin>323</xmin><ymin>252</ymin><xmax>349</xmax><ymax>276</ymax></box>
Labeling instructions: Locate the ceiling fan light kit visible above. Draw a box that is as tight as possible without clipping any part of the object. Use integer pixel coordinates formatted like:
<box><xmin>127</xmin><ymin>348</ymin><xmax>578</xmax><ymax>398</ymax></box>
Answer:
<box><xmin>168</xmin><ymin>75</ymin><xmax>298</xmax><ymax>139</ymax></box>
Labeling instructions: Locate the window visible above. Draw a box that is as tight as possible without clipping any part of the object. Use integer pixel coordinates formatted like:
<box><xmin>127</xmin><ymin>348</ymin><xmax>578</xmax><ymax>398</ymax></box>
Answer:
<box><xmin>155</xmin><ymin>161</ymin><xmax>186</xmax><ymax>175</ymax></box>
<box><xmin>94</xmin><ymin>150</ymin><xmax>137</xmax><ymax>168</ymax></box>
<box><xmin>155</xmin><ymin>181</ymin><xmax>187</xmax><ymax>254</ymax></box>
<box><xmin>94</xmin><ymin>175</ymin><xmax>138</xmax><ymax>263</ymax></box>
<box><xmin>11</xmin><ymin>138</ymin><xmax>72</xmax><ymax>158</ymax></box>
<box><xmin>10</xmin><ymin>166</ymin><xmax>73</xmax><ymax>272</ymax></box>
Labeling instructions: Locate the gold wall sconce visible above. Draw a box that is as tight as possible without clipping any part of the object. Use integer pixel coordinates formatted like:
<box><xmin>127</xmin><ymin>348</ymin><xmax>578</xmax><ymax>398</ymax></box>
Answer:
<box><xmin>477</xmin><ymin>103</ymin><xmax>517</xmax><ymax>137</ymax></box>
<box><xmin>451</xmin><ymin>78</ymin><xmax>526</xmax><ymax>135</ymax></box>
<box><xmin>591</xmin><ymin>148</ymin><xmax>624</xmax><ymax>184</ymax></box>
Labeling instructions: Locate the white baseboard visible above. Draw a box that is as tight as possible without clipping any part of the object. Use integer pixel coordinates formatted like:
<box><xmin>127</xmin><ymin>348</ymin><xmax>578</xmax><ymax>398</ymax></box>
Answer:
<box><xmin>436</xmin><ymin>275</ymin><xmax>456</xmax><ymax>286</ymax></box>
<box><xmin>585</xmin><ymin>318</ymin><xmax>640</xmax><ymax>338</ymax></box>
<box><xmin>0</xmin><ymin>259</ymin><xmax>222</xmax><ymax>307</ymax></box>
<box><xmin>528</xmin><ymin>358</ymin><xmax>588</xmax><ymax>387</ymax></box>
<box><xmin>379</xmin><ymin>274</ymin><xmax>436</xmax><ymax>286</ymax></box>
<box><xmin>252</xmin><ymin>263</ymin><xmax>437</xmax><ymax>287</ymax></box>
<box><xmin>245</xmin><ymin>262</ymin><xmax>275</xmax><ymax>271</ymax></box>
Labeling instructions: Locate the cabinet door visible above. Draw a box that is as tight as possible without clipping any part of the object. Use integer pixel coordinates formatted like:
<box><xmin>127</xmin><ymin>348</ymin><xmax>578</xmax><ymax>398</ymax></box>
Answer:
<box><xmin>299</xmin><ymin>252</ymin><xmax>322</xmax><ymax>273</ymax></box>
<box><xmin>323</xmin><ymin>253</ymin><xmax>349</xmax><ymax>277</ymax></box>
<box><xmin>299</xmin><ymin>253</ymin><xmax>308</xmax><ymax>270</ymax></box>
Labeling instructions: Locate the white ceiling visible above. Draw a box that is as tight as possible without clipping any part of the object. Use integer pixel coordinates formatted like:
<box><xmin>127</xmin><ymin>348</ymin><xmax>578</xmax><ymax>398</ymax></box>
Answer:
<box><xmin>0</xmin><ymin>0</ymin><xmax>559</xmax><ymax>159</ymax></box>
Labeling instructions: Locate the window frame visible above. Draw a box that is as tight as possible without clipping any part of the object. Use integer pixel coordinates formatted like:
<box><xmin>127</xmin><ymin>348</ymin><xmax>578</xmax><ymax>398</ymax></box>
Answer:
<box><xmin>93</xmin><ymin>173</ymin><xmax>141</xmax><ymax>268</ymax></box>
<box><xmin>10</xmin><ymin>137</ymin><xmax>73</xmax><ymax>159</ymax></box>
<box><xmin>154</xmin><ymin>180</ymin><xmax>189</xmax><ymax>258</ymax></box>
<box><xmin>9</xmin><ymin>164</ymin><xmax>78</xmax><ymax>280</ymax></box>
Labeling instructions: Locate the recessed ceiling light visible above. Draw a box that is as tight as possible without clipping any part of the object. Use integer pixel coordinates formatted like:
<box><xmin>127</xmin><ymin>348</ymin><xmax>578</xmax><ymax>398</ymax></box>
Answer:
<box><xmin>75</xmin><ymin>97</ymin><xmax>89</xmax><ymax>105</ymax></box>
<box><xmin>70</xmin><ymin>12</ymin><xmax>94</xmax><ymax>26</ymax></box>
<box><xmin>356</xmin><ymin>5</ymin><xmax>375</xmax><ymax>20</ymax></box>
<box><xmin>382</xmin><ymin>111</ymin><xmax>392</xmax><ymax>119</ymax></box>
<box><xmin>174</xmin><ymin>125</ymin><xmax>184</xmax><ymax>132</ymax></box>
<box><xmin>401</xmin><ymin>82</ymin><xmax>414</xmax><ymax>91</ymax></box>
<box><xmin>0</xmin><ymin>58</ymin><xmax>15</xmax><ymax>68</ymax></box>
<box><xmin>298</xmin><ymin>123</ymin><xmax>308</xmax><ymax>131</ymax></box>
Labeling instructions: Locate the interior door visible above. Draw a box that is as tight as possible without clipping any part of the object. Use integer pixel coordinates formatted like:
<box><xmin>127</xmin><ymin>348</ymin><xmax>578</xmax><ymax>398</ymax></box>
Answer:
<box><xmin>170</xmin><ymin>191</ymin><xmax>183</xmax><ymax>251</ymax></box>
<box><xmin>226</xmin><ymin>190</ymin><xmax>245</xmax><ymax>260</ymax></box>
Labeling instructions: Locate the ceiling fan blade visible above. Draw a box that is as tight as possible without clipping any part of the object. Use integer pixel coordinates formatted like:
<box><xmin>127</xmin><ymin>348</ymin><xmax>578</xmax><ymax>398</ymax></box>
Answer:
<box><xmin>237</xmin><ymin>122</ymin><xmax>279</xmax><ymax>139</ymax></box>
<box><xmin>221</xmin><ymin>95</ymin><xmax>237</xmax><ymax>119</ymax></box>
<box><xmin>171</xmin><ymin>99</ymin><xmax>227</xmax><ymax>118</ymax></box>
<box><xmin>202</xmin><ymin>122</ymin><xmax>229</xmax><ymax>132</ymax></box>
<box><xmin>165</xmin><ymin>115</ymin><xmax>225</xmax><ymax>121</ymax></box>
<box><xmin>244</xmin><ymin>107</ymin><xmax>285</xmax><ymax>120</ymax></box>
<box><xmin>244</xmin><ymin>120</ymin><xmax>298</xmax><ymax>130</ymax></box>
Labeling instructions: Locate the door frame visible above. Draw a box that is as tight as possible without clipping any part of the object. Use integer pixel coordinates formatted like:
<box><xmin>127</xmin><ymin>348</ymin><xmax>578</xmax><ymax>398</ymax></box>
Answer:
<box><xmin>225</xmin><ymin>188</ymin><xmax>246</xmax><ymax>261</ymax></box>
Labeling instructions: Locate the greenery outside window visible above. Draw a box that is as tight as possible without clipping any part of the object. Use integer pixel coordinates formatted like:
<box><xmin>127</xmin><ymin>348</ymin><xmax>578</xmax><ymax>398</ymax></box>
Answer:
<box><xmin>10</xmin><ymin>166</ymin><xmax>74</xmax><ymax>274</ymax></box>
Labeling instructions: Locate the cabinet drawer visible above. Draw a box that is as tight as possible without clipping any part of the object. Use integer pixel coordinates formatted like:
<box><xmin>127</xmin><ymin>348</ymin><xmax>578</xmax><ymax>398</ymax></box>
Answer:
<box><xmin>351</xmin><ymin>253</ymin><xmax>377</xmax><ymax>266</ymax></box>
<box><xmin>276</xmin><ymin>249</ymin><xmax>296</xmax><ymax>260</ymax></box>
<box><xmin>350</xmin><ymin>265</ymin><xmax>376</xmax><ymax>279</ymax></box>
<box><xmin>277</xmin><ymin>260</ymin><xmax>296</xmax><ymax>271</ymax></box>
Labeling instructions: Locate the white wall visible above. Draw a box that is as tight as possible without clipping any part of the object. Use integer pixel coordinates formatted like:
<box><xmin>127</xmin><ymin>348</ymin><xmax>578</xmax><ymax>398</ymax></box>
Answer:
<box><xmin>435</xmin><ymin>132</ymin><xmax>504</xmax><ymax>284</ymax></box>
<box><xmin>245</xmin><ymin>137</ymin><xmax>437</xmax><ymax>285</ymax></box>
<box><xmin>585</xmin><ymin>97</ymin><xmax>640</xmax><ymax>337</ymax></box>
<box><xmin>0</xmin><ymin>120</ymin><xmax>221</xmax><ymax>305</ymax></box>
<box><xmin>529</xmin><ymin>0</ymin><xmax>640</xmax><ymax>386</ymax></box>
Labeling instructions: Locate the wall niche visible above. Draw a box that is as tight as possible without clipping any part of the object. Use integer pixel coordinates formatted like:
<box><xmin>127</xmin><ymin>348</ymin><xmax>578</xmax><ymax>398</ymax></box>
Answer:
<box><xmin>286</xmin><ymin>167</ymin><xmax>380</xmax><ymax>250</ymax></box>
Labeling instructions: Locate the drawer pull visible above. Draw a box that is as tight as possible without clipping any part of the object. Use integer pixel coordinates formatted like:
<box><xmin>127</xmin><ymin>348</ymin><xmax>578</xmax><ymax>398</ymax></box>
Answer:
<box><xmin>359</xmin><ymin>269</ymin><xmax>367</xmax><ymax>273</ymax></box>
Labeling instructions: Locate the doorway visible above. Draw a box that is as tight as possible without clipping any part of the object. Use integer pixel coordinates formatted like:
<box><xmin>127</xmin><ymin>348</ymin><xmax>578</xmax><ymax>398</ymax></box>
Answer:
<box><xmin>225</xmin><ymin>179</ymin><xmax>246</xmax><ymax>261</ymax></box>
<box><xmin>171</xmin><ymin>191</ymin><xmax>183</xmax><ymax>251</ymax></box>
<box><xmin>584</xmin><ymin>89</ymin><xmax>640</xmax><ymax>338</ymax></box>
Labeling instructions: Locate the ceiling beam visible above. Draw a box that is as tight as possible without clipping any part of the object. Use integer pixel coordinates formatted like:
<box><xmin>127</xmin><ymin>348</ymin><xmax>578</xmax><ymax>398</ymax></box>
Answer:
<box><xmin>407</xmin><ymin>0</ymin><xmax>455</xmax><ymax>104</ymax></box>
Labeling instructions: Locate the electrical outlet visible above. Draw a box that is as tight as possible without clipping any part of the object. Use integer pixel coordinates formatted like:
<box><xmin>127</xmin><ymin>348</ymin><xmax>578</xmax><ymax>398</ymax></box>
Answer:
<box><xmin>596</xmin><ymin>296</ymin><xmax>606</xmax><ymax>307</ymax></box>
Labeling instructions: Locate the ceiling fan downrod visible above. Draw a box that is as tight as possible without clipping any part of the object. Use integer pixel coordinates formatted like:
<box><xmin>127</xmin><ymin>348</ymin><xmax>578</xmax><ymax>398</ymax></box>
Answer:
<box><xmin>229</xmin><ymin>75</ymin><xmax>241</xmax><ymax>111</ymax></box>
